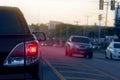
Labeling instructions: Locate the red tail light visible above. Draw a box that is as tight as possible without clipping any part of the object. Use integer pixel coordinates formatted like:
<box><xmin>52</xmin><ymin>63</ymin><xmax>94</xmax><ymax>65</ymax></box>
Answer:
<box><xmin>4</xmin><ymin>41</ymin><xmax>39</xmax><ymax>66</ymax></box>
<box><xmin>26</xmin><ymin>41</ymin><xmax>38</xmax><ymax>56</ymax></box>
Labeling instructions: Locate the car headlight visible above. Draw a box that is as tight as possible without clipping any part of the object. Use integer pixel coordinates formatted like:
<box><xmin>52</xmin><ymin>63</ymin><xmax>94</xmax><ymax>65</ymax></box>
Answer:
<box><xmin>89</xmin><ymin>45</ymin><xmax>93</xmax><ymax>48</ymax></box>
<box><xmin>86</xmin><ymin>45</ymin><xmax>93</xmax><ymax>49</ymax></box>
<box><xmin>70</xmin><ymin>44</ymin><xmax>79</xmax><ymax>49</ymax></box>
<box><xmin>74</xmin><ymin>45</ymin><xmax>80</xmax><ymax>48</ymax></box>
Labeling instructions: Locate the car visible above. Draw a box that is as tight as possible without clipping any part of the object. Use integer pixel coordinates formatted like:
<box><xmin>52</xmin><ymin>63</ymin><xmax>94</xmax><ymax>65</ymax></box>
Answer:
<box><xmin>32</xmin><ymin>32</ymin><xmax>47</xmax><ymax>47</ymax></box>
<box><xmin>92</xmin><ymin>42</ymin><xmax>102</xmax><ymax>49</ymax></box>
<box><xmin>106</xmin><ymin>41</ymin><xmax>120</xmax><ymax>60</ymax></box>
<box><xmin>0</xmin><ymin>6</ymin><xmax>46</xmax><ymax>79</ymax></box>
<box><xmin>65</xmin><ymin>35</ymin><xmax>93</xmax><ymax>59</ymax></box>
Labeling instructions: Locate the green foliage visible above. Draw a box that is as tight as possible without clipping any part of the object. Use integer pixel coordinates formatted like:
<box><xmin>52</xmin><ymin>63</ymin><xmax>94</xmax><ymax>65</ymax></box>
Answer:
<box><xmin>29</xmin><ymin>23</ymin><xmax>114</xmax><ymax>42</ymax></box>
<box><xmin>55</xmin><ymin>23</ymin><xmax>114</xmax><ymax>40</ymax></box>
<box><xmin>29</xmin><ymin>24</ymin><xmax>48</xmax><ymax>34</ymax></box>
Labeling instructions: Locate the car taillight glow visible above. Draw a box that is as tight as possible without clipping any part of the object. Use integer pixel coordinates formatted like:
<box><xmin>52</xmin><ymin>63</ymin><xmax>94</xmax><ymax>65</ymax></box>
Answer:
<box><xmin>26</xmin><ymin>42</ymin><xmax>38</xmax><ymax>56</ymax></box>
<box><xmin>4</xmin><ymin>41</ymin><xmax>39</xmax><ymax>66</ymax></box>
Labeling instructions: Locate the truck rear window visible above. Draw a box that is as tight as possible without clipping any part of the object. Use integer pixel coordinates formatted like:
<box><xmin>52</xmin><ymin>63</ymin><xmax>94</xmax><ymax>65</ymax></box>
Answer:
<box><xmin>0</xmin><ymin>10</ymin><xmax>24</xmax><ymax>35</ymax></box>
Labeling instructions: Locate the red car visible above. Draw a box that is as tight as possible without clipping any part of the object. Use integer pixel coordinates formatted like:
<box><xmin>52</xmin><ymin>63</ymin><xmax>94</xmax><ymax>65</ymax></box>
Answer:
<box><xmin>65</xmin><ymin>35</ymin><xmax>93</xmax><ymax>59</ymax></box>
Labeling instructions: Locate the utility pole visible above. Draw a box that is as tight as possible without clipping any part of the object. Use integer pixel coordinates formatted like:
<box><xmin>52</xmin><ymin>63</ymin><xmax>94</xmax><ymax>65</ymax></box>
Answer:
<box><xmin>86</xmin><ymin>16</ymin><xmax>89</xmax><ymax>26</ymax></box>
<box><xmin>115</xmin><ymin>3</ymin><xmax>120</xmax><ymax>37</ymax></box>
<box><xmin>66</xmin><ymin>25</ymin><xmax>69</xmax><ymax>40</ymax></box>
<box><xmin>74</xmin><ymin>21</ymin><xmax>80</xmax><ymax>25</ymax></box>
<box><xmin>115</xmin><ymin>3</ymin><xmax>120</xmax><ymax>26</ymax></box>
<box><xmin>98</xmin><ymin>14</ymin><xmax>102</xmax><ymax>44</ymax></box>
<box><xmin>105</xmin><ymin>2</ymin><xmax>109</xmax><ymax>26</ymax></box>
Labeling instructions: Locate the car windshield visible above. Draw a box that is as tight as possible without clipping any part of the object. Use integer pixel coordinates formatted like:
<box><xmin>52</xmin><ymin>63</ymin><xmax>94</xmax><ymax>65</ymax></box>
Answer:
<box><xmin>0</xmin><ymin>10</ymin><xmax>24</xmax><ymax>35</ymax></box>
<box><xmin>71</xmin><ymin>37</ymin><xmax>90</xmax><ymax>43</ymax></box>
<box><xmin>114</xmin><ymin>43</ymin><xmax>120</xmax><ymax>48</ymax></box>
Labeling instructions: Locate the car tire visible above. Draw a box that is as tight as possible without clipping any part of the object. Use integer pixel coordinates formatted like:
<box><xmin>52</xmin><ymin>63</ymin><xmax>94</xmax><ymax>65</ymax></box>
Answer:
<box><xmin>28</xmin><ymin>62</ymin><xmax>40</xmax><ymax>80</ymax></box>
<box><xmin>65</xmin><ymin>49</ymin><xmax>68</xmax><ymax>56</ymax></box>
<box><xmin>88</xmin><ymin>53</ymin><xmax>93</xmax><ymax>59</ymax></box>
<box><xmin>68</xmin><ymin>51</ymin><xmax>72</xmax><ymax>57</ymax></box>
<box><xmin>105</xmin><ymin>53</ymin><xmax>108</xmax><ymax>59</ymax></box>
<box><xmin>110</xmin><ymin>53</ymin><xmax>113</xmax><ymax>60</ymax></box>
<box><xmin>32</xmin><ymin>64</ymin><xmax>40</xmax><ymax>80</ymax></box>
<box><xmin>84</xmin><ymin>55</ymin><xmax>87</xmax><ymax>58</ymax></box>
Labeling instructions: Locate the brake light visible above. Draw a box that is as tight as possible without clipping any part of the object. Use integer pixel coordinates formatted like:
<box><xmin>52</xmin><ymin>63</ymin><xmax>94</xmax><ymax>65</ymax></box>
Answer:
<box><xmin>26</xmin><ymin>42</ymin><xmax>38</xmax><ymax>56</ymax></box>
<box><xmin>4</xmin><ymin>40</ymin><xmax>39</xmax><ymax>66</ymax></box>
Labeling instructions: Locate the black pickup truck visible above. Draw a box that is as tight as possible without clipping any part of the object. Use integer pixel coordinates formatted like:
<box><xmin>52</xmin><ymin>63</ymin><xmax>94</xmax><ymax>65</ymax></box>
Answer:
<box><xmin>0</xmin><ymin>6</ymin><xmax>45</xmax><ymax>79</ymax></box>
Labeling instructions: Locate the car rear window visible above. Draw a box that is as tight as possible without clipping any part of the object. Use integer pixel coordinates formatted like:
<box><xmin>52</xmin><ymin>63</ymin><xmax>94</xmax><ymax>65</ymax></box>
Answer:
<box><xmin>71</xmin><ymin>37</ymin><xmax>90</xmax><ymax>43</ymax></box>
<box><xmin>0</xmin><ymin>10</ymin><xmax>24</xmax><ymax>35</ymax></box>
<box><xmin>114</xmin><ymin>43</ymin><xmax>120</xmax><ymax>48</ymax></box>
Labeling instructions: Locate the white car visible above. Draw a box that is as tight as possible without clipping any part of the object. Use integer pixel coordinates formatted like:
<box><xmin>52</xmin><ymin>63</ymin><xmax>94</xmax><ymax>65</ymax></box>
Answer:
<box><xmin>106</xmin><ymin>41</ymin><xmax>120</xmax><ymax>59</ymax></box>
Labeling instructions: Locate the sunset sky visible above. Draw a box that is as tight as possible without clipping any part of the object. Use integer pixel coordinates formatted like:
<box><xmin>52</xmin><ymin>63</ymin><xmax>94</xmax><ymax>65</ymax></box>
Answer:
<box><xmin>0</xmin><ymin>0</ymin><xmax>119</xmax><ymax>26</ymax></box>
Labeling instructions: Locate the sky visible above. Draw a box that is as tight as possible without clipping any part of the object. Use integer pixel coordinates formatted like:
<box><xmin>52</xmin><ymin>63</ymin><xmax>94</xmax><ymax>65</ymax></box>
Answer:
<box><xmin>0</xmin><ymin>0</ymin><xmax>119</xmax><ymax>26</ymax></box>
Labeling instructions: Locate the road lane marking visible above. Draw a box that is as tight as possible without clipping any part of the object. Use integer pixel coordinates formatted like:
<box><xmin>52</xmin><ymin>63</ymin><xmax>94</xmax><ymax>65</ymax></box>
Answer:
<box><xmin>65</xmin><ymin>77</ymin><xmax>96</xmax><ymax>80</ymax></box>
<box><xmin>59</xmin><ymin>71</ymin><xmax>106</xmax><ymax>77</ymax></box>
<box><xmin>47</xmin><ymin>61</ymin><xmax>112</xmax><ymax>80</ymax></box>
<box><xmin>42</xmin><ymin>47</ymin><xmax>119</xmax><ymax>80</ymax></box>
<box><xmin>79</xmin><ymin>62</ymin><xmax>119</xmax><ymax>80</ymax></box>
<box><xmin>94</xmin><ymin>59</ymin><xmax>120</xmax><ymax>70</ymax></box>
<box><xmin>44</xmin><ymin>57</ymin><xmax>119</xmax><ymax>80</ymax></box>
<box><xmin>53</xmin><ymin>65</ymin><xmax>97</xmax><ymax>73</ymax></box>
<box><xmin>42</xmin><ymin>56</ymin><xmax>66</xmax><ymax>80</ymax></box>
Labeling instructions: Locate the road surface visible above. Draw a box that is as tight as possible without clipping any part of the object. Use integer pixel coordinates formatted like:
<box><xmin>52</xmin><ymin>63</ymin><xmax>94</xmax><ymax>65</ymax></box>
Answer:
<box><xmin>0</xmin><ymin>46</ymin><xmax>120</xmax><ymax>80</ymax></box>
<box><xmin>41</xmin><ymin>46</ymin><xmax>120</xmax><ymax>80</ymax></box>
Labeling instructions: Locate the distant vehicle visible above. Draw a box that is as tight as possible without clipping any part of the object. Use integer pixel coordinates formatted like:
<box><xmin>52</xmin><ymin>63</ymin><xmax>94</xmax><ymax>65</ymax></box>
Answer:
<box><xmin>65</xmin><ymin>35</ymin><xmax>93</xmax><ymax>59</ymax></box>
<box><xmin>92</xmin><ymin>43</ymin><xmax>101</xmax><ymax>49</ymax></box>
<box><xmin>32</xmin><ymin>32</ymin><xmax>47</xmax><ymax>47</ymax></box>
<box><xmin>0</xmin><ymin>6</ymin><xmax>46</xmax><ymax>79</ymax></box>
<box><xmin>106</xmin><ymin>41</ymin><xmax>120</xmax><ymax>60</ymax></box>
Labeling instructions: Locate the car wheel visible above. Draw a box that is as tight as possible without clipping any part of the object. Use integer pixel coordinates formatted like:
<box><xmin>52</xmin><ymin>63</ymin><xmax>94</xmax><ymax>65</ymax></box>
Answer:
<box><xmin>84</xmin><ymin>55</ymin><xmax>87</xmax><ymax>58</ymax></box>
<box><xmin>28</xmin><ymin>62</ymin><xmax>40</xmax><ymax>80</ymax></box>
<box><xmin>105</xmin><ymin>53</ymin><xmax>108</xmax><ymax>59</ymax></box>
<box><xmin>65</xmin><ymin>49</ymin><xmax>68</xmax><ymax>56</ymax></box>
<box><xmin>68</xmin><ymin>51</ymin><xmax>72</xmax><ymax>57</ymax></box>
<box><xmin>69</xmin><ymin>53</ymin><xmax>73</xmax><ymax>56</ymax></box>
<box><xmin>110</xmin><ymin>53</ymin><xmax>113</xmax><ymax>60</ymax></box>
<box><xmin>32</xmin><ymin>64</ymin><xmax>40</xmax><ymax>80</ymax></box>
<box><xmin>88</xmin><ymin>53</ymin><xmax>93</xmax><ymax>59</ymax></box>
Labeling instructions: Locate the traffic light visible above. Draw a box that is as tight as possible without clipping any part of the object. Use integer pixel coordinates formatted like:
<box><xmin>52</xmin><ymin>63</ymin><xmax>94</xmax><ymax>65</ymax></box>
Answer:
<box><xmin>99</xmin><ymin>0</ymin><xmax>104</xmax><ymax>10</ymax></box>
<box><xmin>111</xmin><ymin>0</ymin><xmax>115</xmax><ymax>10</ymax></box>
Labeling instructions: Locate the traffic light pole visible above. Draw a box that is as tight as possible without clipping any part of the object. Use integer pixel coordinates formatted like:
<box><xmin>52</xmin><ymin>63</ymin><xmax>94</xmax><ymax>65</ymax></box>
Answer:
<box><xmin>98</xmin><ymin>16</ymin><xmax>102</xmax><ymax>44</ymax></box>
<box><xmin>105</xmin><ymin>2</ymin><xmax>109</xmax><ymax>26</ymax></box>
<box><xmin>99</xmin><ymin>0</ymin><xmax>116</xmax><ymax>26</ymax></box>
<box><xmin>115</xmin><ymin>3</ymin><xmax>119</xmax><ymax>27</ymax></box>
<box><xmin>114</xmin><ymin>3</ymin><xmax>120</xmax><ymax>37</ymax></box>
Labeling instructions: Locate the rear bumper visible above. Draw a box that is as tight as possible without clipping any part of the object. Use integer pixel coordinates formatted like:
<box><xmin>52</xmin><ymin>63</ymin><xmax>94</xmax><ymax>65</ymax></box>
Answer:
<box><xmin>0</xmin><ymin>60</ymin><xmax>39</xmax><ymax>74</ymax></box>
<box><xmin>70</xmin><ymin>48</ymin><xmax>93</xmax><ymax>55</ymax></box>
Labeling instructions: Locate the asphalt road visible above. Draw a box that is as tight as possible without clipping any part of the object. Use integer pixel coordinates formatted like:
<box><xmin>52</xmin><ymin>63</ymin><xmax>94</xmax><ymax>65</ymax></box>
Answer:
<box><xmin>1</xmin><ymin>46</ymin><xmax>120</xmax><ymax>80</ymax></box>
<box><xmin>41</xmin><ymin>46</ymin><xmax>120</xmax><ymax>80</ymax></box>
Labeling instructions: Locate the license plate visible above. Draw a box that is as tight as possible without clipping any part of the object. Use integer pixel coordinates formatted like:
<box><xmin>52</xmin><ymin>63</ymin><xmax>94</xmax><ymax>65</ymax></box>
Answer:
<box><xmin>80</xmin><ymin>51</ymin><xmax>84</xmax><ymax>53</ymax></box>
